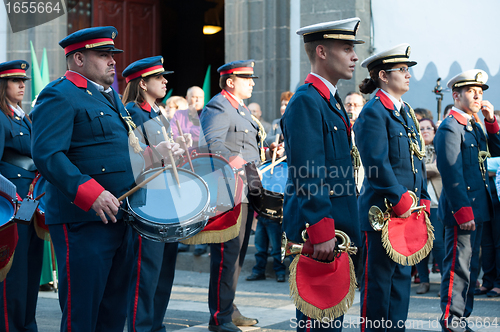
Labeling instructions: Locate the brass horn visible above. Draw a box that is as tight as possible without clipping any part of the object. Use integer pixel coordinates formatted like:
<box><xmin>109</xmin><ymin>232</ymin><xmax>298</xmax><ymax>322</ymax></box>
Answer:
<box><xmin>368</xmin><ymin>191</ymin><xmax>426</xmax><ymax>231</ymax></box>
<box><xmin>281</xmin><ymin>230</ymin><xmax>357</xmax><ymax>263</ymax></box>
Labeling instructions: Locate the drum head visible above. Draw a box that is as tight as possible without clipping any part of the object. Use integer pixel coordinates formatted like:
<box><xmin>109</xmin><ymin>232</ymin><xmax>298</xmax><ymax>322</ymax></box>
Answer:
<box><xmin>259</xmin><ymin>161</ymin><xmax>288</xmax><ymax>194</ymax></box>
<box><xmin>127</xmin><ymin>168</ymin><xmax>210</xmax><ymax>225</ymax></box>
<box><xmin>33</xmin><ymin>176</ymin><xmax>47</xmax><ymax>214</ymax></box>
<box><xmin>181</xmin><ymin>154</ymin><xmax>236</xmax><ymax>211</ymax></box>
<box><xmin>0</xmin><ymin>193</ymin><xmax>15</xmax><ymax>228</ymax></box>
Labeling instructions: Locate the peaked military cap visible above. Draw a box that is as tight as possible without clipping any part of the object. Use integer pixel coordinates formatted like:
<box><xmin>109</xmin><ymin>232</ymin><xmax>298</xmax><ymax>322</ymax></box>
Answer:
<box><xmin>0</xmin><ymin>60</ymin><xmax>30</xmax><ymax>80</ymax></box>
<box><xmin>218</xmin><ymin>60</ymin><xmax>258</xmax><ymax>78</ymax></box>
<box><xmin>122</xmin><ymin>56</ymin><xmax>174</xmax><ymax>83</ymax></box>
<box><xmin>447</xmin><ymin>69</ymin><xmax>489</xmax><ymax>91</ymax></box>
<box><xmin>361</xmin><ymin>43</ymin><xmax>416</xmax><ymax>71</ymax></box>
<box><xmin>296</xmin><ymin>17</ymin><xmax>364</xmax><ymax>44</ymax></box>
<box><xmin>59</xmin><ymin>26</ymin><xmax>123</xmax><ymax>56</ymax></box>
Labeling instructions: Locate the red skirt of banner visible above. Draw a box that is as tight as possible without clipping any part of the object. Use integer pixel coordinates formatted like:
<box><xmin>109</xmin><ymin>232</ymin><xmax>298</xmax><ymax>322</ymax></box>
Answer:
<box><xmin>289</xmin><ymin>252</ymin><xmax>356</xmax><ymax>320</ymax></box>
<box><xmin>0</xmin><ymin>223</ymin><xmax>19</xmax><ymax>282</ymax></box>
<box><xmin>381</xmin><ymin>210</ymin><xmax>434</xmax><ymax>265</ymax></box>
<box><xmin>181</xmin><ymin>175</ymin><xmax>244</xmax><ymax>245</ymax></box>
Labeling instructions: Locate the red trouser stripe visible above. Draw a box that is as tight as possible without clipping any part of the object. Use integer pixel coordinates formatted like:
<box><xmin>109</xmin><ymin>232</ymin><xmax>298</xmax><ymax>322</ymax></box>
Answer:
<box><xmin>63</xmin><ymin>224</ymin><xmax>72</xmax><ymax>332</ymax></box>
<box><xmin>306</xmin><ymin>316</ymin><xmax>311</xmax><ymax>332</ymax></box>
<box><xmin>443</xmin><ymin>227</ymin><xmax>458</xmax><ymax>330</ymax></box>
<box><xmin>2</xmin><ymin>280</ymin><xmax>8</xmax><ymax>332</ymax></box>
<box><xmin>132</xmin><ymin>235</ymin><xmax>143</xmax><ymax>332</ymax></box>
<box><xmin>213</xmin><ymin>243</ymin><xmax>225</xmax><ymax>325</ymax></box>
<box><xmin>361</xmin><ymin>232</ymin><xmax>369</xmax><ymax>332</ymax></box>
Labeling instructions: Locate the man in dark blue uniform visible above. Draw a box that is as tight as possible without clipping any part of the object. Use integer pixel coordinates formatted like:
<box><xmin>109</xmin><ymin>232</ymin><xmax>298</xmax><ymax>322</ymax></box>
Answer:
<box><xmin>200</xmin><ymin>60</ymin><xmax>280</xmax><ymax>332</ymax></box>
<box><xmin>31</xmin><ymin>27</ymin><xmax>180</xmax><ymax>332</ymax></box>
<box><xmin>435</xmin><ymin>70</ymin><xmax>500</xmax><ymax>332</ymax></box>
<box><xmin>281</xmin><ymin>18</ymin><xmax>363</xmax><ymax>331</ymax></box>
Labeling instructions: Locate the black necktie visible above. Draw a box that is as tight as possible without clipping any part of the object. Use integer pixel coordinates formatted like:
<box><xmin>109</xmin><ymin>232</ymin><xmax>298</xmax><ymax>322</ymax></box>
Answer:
<box><xmin>101</xmin><ymin>91</ymin><xmax>116</xmax><ymax>108</ymax></box>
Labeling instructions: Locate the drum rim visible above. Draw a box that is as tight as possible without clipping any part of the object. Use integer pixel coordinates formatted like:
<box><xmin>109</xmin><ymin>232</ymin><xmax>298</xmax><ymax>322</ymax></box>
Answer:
<box><xmin>0</xmin><ymin>191</ymin><xmax>15</xmax><ymax>227</ymax></box>
<box><xmin>126</xmin><ymin>166</ymin><xmax>211</xmax><ymax>228</ymax></box>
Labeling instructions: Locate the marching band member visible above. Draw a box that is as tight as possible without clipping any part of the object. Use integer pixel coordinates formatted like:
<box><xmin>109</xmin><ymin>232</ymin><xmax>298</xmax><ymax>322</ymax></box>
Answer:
<box><xmin>435</xmin><ymin>70</ymin><xmax>500</xmax><ymax>331</ymax></box>
<box><xmin>0</xmin><ymin>60</ymin><xmax>44</xmax><ymax>331</ymax></box>
<box><xmin>31</xmin><ymin>27</ymin><xmax>181</xmax><ymax>332</ymax></box>
<box><xmin>282</xmin><ymin>18</ymin><xmax>363</xmax><ymax>331</ymax></box>
<box><xmin>200</xmin><ymin>60</ymin><xmax>277</xmax><ymax>332</ymax></box>
<box><xmin>354</xmin><ymin>44</ymin><xmax>430</xmax><ymax>331</ymax></box>
<box><xmin>121</xmin><ymin>55</ymin><xmax>188</xmax><ymax>332</ymax></box>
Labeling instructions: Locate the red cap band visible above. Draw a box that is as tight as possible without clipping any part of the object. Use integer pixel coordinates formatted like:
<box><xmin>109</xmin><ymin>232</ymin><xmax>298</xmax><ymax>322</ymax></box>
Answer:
<box><xmin>64</xmin><ymin>38</ymin><xmax>114</xmax><ymax>55</ymax></box>
<box><xmin>125</xmin><ymin>65</ymin><xmax>164</xmax><ymax>83</ymax></box>
<box><xmin>219</xmin><ymin>67</ymin><xmax>254</xmax><ymax>76</ymax></box>
<box><xmin>0</xmin><ymin>69</ymin><xmax>26</xmax><ymax>77</ymax></box>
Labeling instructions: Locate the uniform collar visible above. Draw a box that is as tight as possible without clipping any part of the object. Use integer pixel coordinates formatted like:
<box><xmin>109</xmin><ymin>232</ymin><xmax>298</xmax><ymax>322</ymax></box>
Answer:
<box><xmin>222</xmin><ymin>89</ymin><xmax>244</xmax><ymax>109</ymax></box>
<box><xmin>449</xmin><ymin>107</ymin><xmax>471</xmax><ymax>126</ymax></box>
<box><xmin>377</xmin><ymin>89</ymin><xmax>402</xmax><ymax>111</ymax></box>
<box><xmin>66</xmin><ymin>70</ymin><xmax>112</xmax><ymax>93</ymax></box>
<box><xmin>9</xmin><ymin>104</ymin><xmax>25</xmax><ymax>118</ymax></box>
<box><xmin>305</xmin><ymin>73</ymin><xmax>337</xmax><ymax>101</ymax></box>
<box><xmin>139</xmin><ymin>100</ymin><xmax>152</xmax><ymax>113</ymax></box>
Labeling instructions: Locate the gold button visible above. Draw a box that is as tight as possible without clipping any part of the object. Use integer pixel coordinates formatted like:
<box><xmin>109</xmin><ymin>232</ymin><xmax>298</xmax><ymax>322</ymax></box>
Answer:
<box><xmin>20</xmin><ymin>132</ymin><xmax>23</xmax><ymax>135</ymax></box>
<box><xmin>467</xmin><ymin>186</ymin><xmax>471</xmax><ymax>190</ymax></box>
<box><xmin>486</xmin><ymin>184</ymin><xmax>489</xmax><ymax>188</ymax></box>
<box><xmin>334</xmin><ymin>126</ymin><xmax>337</xmax><ymax>131</ymax></box>
<box><xmin>17</xmin><ymin>174</ymin><xmax>21</xmax><ymax>177</ymax></box>
<box><xmin>157</xmin><ymin>131</ymin><xmax>161</xmax><ymax>134</ymax></box>
<box><xmin>241</xmin><ymin>112</ymin><xmax>245</xmax><ymax>116</ymax></box>
<box><xmin>400</xmin><ymin>132</ymin><xmax>403</xmax><ymax>136</ymax></box>
<box><xmin>452</xmin><ymin>211</ymin><xmax>454</xmax><ymax>214</ymax></box>
<box><xmin>101</xmin><ymin>168</ymin><xmax>106</xmax><ymax>172</ymax></box>
<box><xmin>415</xmin><ymin>188</ymin><xmax>418</xmax><ymax>192</ymax></box>
<box><xmin>471</xmin><ymin>144</ymin><xmax>474</xmax><ymax>147</ymax></box>
<box><xmin>415</xmin><ymin>169</ymin><xmax>418</xmax><ymax>173</ymax></box>
<box><xmin>329</xmin><ymin>190</ymin><xmax>334</xmax><ymax>195</ymax></box>
<box><xmin>244</xmin><ymin>129</ymin><xmax>248</xmax><ymax>133</ymax></box>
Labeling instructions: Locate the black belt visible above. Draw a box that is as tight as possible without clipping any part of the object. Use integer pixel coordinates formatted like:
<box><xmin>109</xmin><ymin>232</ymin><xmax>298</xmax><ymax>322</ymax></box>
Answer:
<box><xmin>2</xmin><ymin>149</ymin><xmax>36</xmax><ymax>171</ymax></box>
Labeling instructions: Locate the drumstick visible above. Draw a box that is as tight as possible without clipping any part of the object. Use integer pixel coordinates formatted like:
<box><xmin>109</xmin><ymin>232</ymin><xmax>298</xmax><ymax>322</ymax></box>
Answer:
<box><xmin>49</xmin><ymin>239</ymin><xmax>58</xmax><ymax>292</ymax></box>
<box><xmin>161</xmin><ymin>126</ymin><xmax>181</xmax><ymax>188</ymax></box>
<box><xmin>117</xmin><ymin>166</ymin><xmax>169</xmax><ymax>202</ymax></box>
<box><xmin>260</xmin><ymin>155</ymin><xmax>287</xmax><ymax>174</ymax></box>
<box><xmin>175</xmin><ymin>119</ymin><xmax>194</xmax><ymax>173</ymax></box>
<box><xmin>270</xmin><ymin>134</ymin><xmax>280</xmax><ymax>175</ymax></box>
<box><xmin>34</xmin><ymin>192</ymin><xmax>45</xmax><ymax>201</ymax></box>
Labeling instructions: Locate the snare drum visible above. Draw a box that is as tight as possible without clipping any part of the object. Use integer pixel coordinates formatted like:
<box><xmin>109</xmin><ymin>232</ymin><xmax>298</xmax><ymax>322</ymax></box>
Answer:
<box><xmin>126</xmin><ymin>166</ymin><xmax>211</xmax><ymax>243</ymax></box>
<box><xmin>0</xmin><ymin>175</ymin><xmax>17</xmax><ymax>281</ymax></box>
<box><xmin>180</xmin><ymin>152</ymin><xmax>238</xmax><ymax>215</ymax></box>
<box><xmin>250</xmin><ymin>160</ymin><xmax>288</xmax><ymax>221</ymax></box>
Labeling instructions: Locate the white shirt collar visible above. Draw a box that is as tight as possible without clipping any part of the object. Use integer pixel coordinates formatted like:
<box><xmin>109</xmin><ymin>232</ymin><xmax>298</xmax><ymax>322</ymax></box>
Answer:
<box><xmin>68</xmin><ymin>70</ymin><xmax>113</xmax><ymax>93</ymax></box>
<box><xmin>310</xmin><ymin>73</ymin><xmax>337</xmax><ymax>98</ymax></box>
<box><xmin>9</xmin><ymin>104</ymin><xmax>25</xmax><ymax>119</ymax></box>
<box><xmin>451</xmin><ymin>106</ymin><xmax>472</xmax><ymax>121</ymax></box>
<box><xmin>379</xmin><ymin>88</ymin><xmax>403</xmax><ymax>111</ymax></box>
<box><xmin>226</xmin><ymin>90</ymin><xmax>245</xmax><ymax>106</ymax></box>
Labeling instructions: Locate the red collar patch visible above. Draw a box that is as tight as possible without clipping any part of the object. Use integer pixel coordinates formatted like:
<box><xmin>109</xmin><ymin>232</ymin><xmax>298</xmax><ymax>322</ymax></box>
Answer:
<box><xmin>221</xmin><ymin>89</ymin><xmax>241</xmax><ymax>109</ymax></box>
<box><xmin>449</xmin><ymin>110</ymin><xmax>468</xmax><ymax>126</ymax></box>
<box><xmin>139</xmin><ymin>100</ymin><xmax>152</xmax><ymax>113</ymax></box>
<box><xmin>376</xmin><ymin>90</ymin><xmax>396</xmax><ymax>110</ymax></box>
<box><xmin>65</xmin><ymin>71</ymin><xmax>88</xmax><ymax>89</ymax></box>
<box><xmin>304</xmin><ymin>74</ymin><xmax>331</xmax><ymax>101</ymax></box>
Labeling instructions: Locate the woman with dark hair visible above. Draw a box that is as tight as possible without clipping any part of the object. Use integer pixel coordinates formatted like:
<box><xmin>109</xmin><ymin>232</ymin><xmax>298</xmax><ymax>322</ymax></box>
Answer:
<box><xmin>0</xmin><ymin>60</ymin><xmax>44</xmax><ymax>331</ymax></box>
<box><xmin>415</xmin><ymin>118</ymin><xmax>445</xmax><ymax>295</ymax></box>
<box><xmin>122</xmin><ymin>56</ymin><xmax>188</xmax><ymax>332</ymax></box>
<box><xmin>353</xmin><ymin>44</ymin><xmax>431</xmax><ymax>331</ymax></box>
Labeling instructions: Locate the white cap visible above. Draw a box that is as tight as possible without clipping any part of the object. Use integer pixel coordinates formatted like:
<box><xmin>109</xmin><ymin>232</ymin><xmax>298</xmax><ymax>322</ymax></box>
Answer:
<box><xmin>447</xmin><ymin>69</ymin><xmax>489</xmax><ymax>91</ymax></box>
<box><xmin>296</xmin><ymin>17</ymin><xmax>364</xmax><ymax>44</ymax></box>
<box><xmin>361</xmin><ymin>43</ymin><xmax>416</xmax><ymax>71</ymax></box>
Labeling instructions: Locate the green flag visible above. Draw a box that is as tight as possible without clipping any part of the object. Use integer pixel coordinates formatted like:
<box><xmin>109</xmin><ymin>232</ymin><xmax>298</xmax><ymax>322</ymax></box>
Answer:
<box><xmin>161</xmin><ymin>89</ymin><xmax>173</xmax><ymax>104</ymax></box>
<box><xmin>202</xmin><ymin>65</ymin><xmax>211</xmax><ymax>105</ymax></box>
<box><xmin>40</xmin><ymin>48</ymin><xmax>50</xmax><ymax>86</ymax></box>
<box><xmin>30</xmin><ymin>41</ymin><xmax>43</xmax><ymax>102</ymax></box>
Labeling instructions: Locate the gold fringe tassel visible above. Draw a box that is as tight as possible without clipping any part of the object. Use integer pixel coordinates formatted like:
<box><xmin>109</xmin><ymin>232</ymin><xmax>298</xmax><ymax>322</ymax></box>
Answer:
<box><xmin>288</xmin><ymin>254</ymin><xmax>357</xmax><ymax>321</ymax></box>
<box><xmin>180</xmin><ymin>209</ymin><xmax>242</xmax><ymax>245</ymax></box>
<box><xmin>33</xmin><ymin>215</ymin><xmax>51</xmax><ymax>242</ymax></box>
<box><xmin>381</xmin><ymin>212</ymin><xmax>435</xmax><ymax>266</ymax></box>
<box><xmin>0</xmin><ymin>252</ymin><xmax>15</xmax><ymax>282</ymax></box>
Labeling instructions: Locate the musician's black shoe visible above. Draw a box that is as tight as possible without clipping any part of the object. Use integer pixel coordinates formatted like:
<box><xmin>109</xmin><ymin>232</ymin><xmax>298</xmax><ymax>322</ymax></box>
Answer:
<box><xmin>208</xmin><ymin>322</ymin><xmax>241</xmax><ymax>332</ymax></box>
<box><xmin>276</xmin><ymin>274</ymin><xmax>286</xmax><ymax>282</ymax></box>
<box><xmin>246</xmin><ymin>273</ymin><xmax>265</xmax><ymax>281</ymax></box>
<box><xmin>193</xmin><ymin>247</ymin><xmax>207</xmax><ymax>256</ymax></box>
